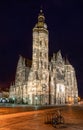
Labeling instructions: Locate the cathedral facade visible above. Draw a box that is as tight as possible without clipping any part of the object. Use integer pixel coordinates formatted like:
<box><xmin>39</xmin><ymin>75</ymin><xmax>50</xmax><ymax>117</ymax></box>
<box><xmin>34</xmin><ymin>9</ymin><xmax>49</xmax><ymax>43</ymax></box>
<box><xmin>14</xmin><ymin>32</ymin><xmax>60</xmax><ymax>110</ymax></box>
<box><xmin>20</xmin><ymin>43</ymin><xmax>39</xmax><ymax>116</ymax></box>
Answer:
<box><xmin>9</xmin><ymin>10</ymin><xmax>78</xmax><ymax>105</ymax></box>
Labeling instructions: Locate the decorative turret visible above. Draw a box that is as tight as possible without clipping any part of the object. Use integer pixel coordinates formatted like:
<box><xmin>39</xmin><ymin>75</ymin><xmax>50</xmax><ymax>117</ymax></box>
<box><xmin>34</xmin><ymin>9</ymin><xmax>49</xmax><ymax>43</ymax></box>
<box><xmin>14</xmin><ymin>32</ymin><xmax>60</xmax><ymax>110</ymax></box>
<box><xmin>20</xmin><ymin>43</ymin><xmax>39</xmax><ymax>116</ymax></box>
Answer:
<box><xmin>34</xmin><ymin>9</ymin><xmax>47</xmax><ymax>29</ymax></box>
<box><xmin>15</xmin><ymin>55</ymin><xmax>25</xmax><ymax>86</ymax></box>
<box><xmin>56</xmin><ymin>50</ymin><xmax>62</xmax><ymax>60</ymax></box>
<box><xmin>65</xmin><ymin>57</ymin><xmax>70</xmax><ymax>65</ymax></box>
<box><xmin>38</xmin><ymin>10</ymin><xmax>45</xmax><ymax>22</ymax></box>
<box><xmin>56</xmin><ymin>50</ymin><xmax>64</xmax><ymax>66</ymax></box>
<box><xmin>37</xmin><ymin>9</ymin><xmax>45</xmax><ymax>28</ymax></box>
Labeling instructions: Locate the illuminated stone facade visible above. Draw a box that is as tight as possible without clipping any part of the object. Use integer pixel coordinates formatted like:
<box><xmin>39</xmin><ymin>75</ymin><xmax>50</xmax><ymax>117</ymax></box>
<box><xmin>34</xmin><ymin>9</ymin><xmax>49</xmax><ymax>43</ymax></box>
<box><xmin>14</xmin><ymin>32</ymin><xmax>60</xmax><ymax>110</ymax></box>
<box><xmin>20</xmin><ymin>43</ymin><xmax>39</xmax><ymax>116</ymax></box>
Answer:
<box><xmin>49</xmin><ymin>52</ymin><xmax>78</xmax><ymax>104</ymax></box>
<box><xmin>9</xmin><ymin>10</ymin><xmax>78</xmax><ymax>105</ymax></box>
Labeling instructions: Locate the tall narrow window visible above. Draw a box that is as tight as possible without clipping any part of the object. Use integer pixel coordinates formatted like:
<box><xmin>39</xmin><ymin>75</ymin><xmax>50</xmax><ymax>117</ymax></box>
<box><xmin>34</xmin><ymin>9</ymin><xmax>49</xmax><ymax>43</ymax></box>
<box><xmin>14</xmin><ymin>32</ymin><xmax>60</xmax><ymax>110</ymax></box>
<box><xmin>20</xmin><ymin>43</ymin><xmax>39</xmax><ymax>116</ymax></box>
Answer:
<box><xmin>40</xmin><ymin>52</ymin><xmax>42</xmax><ymax>57</ymax></box>
<box><xmin>45</xmin><ymin>40</ymin><xmax>47</xmax><ymax>47</ymax></box>
<box><xmin>45</xmin><ymin>53</ymin><xmax>47</xmax><ymax>58</ymax></box>
<box><xmin>41</xmin><ymin>61</ymin><xmax>42</xmax><ymax>65</ymax></box>
<box><xmin>40</xmin><ymin>41</ymin><xmax>42</xmax><ymax>46</ymax></box>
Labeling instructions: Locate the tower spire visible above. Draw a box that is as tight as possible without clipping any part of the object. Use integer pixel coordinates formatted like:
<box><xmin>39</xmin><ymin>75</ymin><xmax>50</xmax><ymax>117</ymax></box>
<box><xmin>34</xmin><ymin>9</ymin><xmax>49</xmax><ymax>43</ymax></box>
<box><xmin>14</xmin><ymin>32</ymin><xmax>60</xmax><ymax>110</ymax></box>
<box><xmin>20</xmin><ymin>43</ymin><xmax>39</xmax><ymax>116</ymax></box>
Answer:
<box><xmin>38</xmin><ymin>8</ymin><xmax>45</xmax><ymax>22</ymax></box>
<box><xmin>33</xmin><ymin>6</ymin><xmax>48</xmax><ymax>29</ymax></box>
<box><xmin>40</xmin><ymin>5</ymin><xmax>43</xmax><ymax>13</ymax></box>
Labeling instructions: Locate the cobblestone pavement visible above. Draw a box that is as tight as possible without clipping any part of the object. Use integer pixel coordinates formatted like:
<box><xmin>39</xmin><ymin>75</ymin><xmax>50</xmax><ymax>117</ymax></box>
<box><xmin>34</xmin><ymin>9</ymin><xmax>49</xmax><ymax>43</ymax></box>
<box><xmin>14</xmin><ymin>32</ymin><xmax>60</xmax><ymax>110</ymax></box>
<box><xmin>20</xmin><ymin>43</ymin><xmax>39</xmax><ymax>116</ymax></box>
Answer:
<box><xmin>0</xmin><ymin>105</ymin><xmax>83</xmax><ymax>130</ymax></box>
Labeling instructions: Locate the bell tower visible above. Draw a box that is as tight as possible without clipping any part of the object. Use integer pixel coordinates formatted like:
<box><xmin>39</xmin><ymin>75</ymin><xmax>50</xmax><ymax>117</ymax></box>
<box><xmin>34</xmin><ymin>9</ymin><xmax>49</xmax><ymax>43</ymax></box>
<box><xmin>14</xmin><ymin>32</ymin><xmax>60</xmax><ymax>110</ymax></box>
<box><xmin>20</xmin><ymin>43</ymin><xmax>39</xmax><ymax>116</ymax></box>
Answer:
<box><xmin>31</xmin><ymin>9</ymin><xmax>49</xmax><ymax>104</ymax></box>
<box><xmin>32</xmin><ymin>9</ymin><xmax>48</xmax><ymax>71</ymax></box>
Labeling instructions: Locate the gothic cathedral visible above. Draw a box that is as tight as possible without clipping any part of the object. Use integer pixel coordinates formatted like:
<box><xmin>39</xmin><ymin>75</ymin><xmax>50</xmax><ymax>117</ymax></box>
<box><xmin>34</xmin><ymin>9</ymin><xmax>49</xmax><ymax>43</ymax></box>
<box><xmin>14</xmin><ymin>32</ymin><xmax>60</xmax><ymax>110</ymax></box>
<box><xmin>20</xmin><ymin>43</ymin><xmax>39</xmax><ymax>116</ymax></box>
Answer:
<box><xmin>9</xmin><ymin>10</ymin><xmax>78</xmax><ymax>105</ymax></box>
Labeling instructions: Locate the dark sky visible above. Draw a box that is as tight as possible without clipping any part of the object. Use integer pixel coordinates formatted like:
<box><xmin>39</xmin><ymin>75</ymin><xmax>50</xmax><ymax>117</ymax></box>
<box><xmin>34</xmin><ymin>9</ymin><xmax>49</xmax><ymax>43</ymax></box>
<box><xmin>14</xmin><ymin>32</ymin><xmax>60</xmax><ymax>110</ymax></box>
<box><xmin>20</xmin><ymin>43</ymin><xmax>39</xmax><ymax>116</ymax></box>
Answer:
<box><xmin>0</xmin><ymin>0</ymin><xmax>83</xmax><ymax>98</ymax></box>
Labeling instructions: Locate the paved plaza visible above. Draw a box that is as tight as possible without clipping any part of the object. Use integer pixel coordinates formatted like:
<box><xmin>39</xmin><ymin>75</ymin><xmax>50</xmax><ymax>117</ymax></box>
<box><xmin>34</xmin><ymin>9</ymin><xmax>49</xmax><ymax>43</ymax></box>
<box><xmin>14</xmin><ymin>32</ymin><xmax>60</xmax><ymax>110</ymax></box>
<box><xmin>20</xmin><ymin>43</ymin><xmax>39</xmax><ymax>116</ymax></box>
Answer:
<box><xmin>0</xmin><ymin>105</ymin><xmax>83</xmax><ymax>130</ymax></box>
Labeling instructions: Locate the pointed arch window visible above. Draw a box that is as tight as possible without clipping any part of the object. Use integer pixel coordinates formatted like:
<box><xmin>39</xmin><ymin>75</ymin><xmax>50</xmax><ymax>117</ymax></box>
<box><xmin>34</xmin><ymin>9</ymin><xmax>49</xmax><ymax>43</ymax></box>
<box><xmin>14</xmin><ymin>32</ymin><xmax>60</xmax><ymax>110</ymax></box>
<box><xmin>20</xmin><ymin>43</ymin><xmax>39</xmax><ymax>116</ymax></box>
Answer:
<box><xmin>40</xmin><ymin>41</ymin><xmax>42</xmax><ymax>46</ymax></box>
<box><xmin>40</xmin><ymin>52</ymin><xmax>42</xmax><ymax>57</ymax></box>
<box><xmin>45</xmin><ymin>40</ymin><xmax>47</xmax><ymax>47</ymax></box>
<box><xmin>45</xmin><ymin>53</ymin><xmax>47</xmax><ymax>58</ymax></box>
<box><xmin>41</xmin><ymin>60</ymin><xmax>42</xmax><ymax>65</ymax></box>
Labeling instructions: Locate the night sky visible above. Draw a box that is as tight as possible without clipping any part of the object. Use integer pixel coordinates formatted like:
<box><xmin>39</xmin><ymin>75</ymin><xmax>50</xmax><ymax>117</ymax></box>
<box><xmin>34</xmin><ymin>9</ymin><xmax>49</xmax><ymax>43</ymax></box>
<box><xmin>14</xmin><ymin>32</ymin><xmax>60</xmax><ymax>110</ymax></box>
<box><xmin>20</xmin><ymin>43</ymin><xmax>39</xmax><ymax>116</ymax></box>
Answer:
<box><xmin>0</xmin><ymin>0</ymin><xmax>83</xmax><ymax>98</ymax></box>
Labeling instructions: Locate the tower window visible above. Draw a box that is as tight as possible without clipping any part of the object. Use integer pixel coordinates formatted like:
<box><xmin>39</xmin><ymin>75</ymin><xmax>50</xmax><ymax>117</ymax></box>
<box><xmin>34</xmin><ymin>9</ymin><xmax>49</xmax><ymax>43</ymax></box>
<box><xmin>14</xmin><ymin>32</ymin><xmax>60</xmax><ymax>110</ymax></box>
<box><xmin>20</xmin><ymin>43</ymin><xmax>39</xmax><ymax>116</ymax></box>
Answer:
<box><xmin>41</xmin><ymin>61</ymin><xmax>42</xmax><ymax>66</ymax></box>
<box><xmin>45</xmin><ymin>40</ymin><xmax>47</xmax><ymax>47</ymax></box>
<box><xmin>40</xmin><ymin>41</ymin><xmax>42</xmax><ymax>46</ymax></box>
<box><xmin>45</xmin><ymin>53</ymin><xmax>47</xmax><ymax>58</ymax></box>
<box><xmin>40</xmin><ymin>52</ymin><xmax>42</xmax><ymax>57</ymax></box>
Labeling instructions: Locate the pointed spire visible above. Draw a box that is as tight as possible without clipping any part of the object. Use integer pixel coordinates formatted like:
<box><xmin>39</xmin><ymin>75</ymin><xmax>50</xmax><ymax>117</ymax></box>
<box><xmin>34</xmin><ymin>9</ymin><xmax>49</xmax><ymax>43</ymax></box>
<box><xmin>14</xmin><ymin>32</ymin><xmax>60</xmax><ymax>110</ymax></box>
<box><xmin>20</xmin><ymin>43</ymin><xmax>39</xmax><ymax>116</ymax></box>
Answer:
<box><xmin>39</xmin><ymin>6</ymin><xmax>44</xmax><ymax>17</ymax></box>
<box><xmin>40</xmin><ymin>9</ymin><xmax>42</xmax><ymax>13</ymax></box>
<box><xmin>56</xmin><ymin>50</ymin><xmax>64</xmax><ymax>65</ymax></box>
<box><xmin>53</xmin><ymin>53</ymin><xmax>57</xmax><ymax>60</ymax></box>
<box><xmin>63</xmin><ymin>57</ymin><xmax>66</xmax><ymax>64</ymax></box>
<box><xmin>33</xmin><ymin>7</ymin><xmax>48</xmax><ymax>30</ymax></box>
<box><xmin>65</xmin><ymin>56</ymin><xmax>70</xmax><ymax>65</ymax></box>
<box><xmin>40</xmin><ymin>5</ymin><xmax>43</xmax><ymax>13</ymax></box>
<box><xmin>56</xmin><ymin>50</ymin><xmax>62</xmax><ymax>60</ymax></box>
<box><xmin>16</xmin><ymin>55</ymin><xmax>25</xmax><ymax>73</ymax></box>
<box><xmin>38</xmin><ymin>8</ymin><xmax>45</xmax><ymax>23</ymax></box>
<box><xmin>40</xmin><ymin>5</ymin><xmax>43</xmax><ymax>11</ymax></box>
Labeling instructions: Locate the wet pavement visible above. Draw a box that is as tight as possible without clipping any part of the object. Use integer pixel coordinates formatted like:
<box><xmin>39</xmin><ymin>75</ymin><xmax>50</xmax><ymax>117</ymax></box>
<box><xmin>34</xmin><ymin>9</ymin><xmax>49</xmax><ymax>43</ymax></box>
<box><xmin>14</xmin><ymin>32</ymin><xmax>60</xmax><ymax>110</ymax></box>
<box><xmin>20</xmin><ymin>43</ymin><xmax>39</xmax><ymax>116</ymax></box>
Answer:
<box><xmin>0</xmin><ymin>104</ymin><xmax>83</xmax><ymax>130</ymax></box>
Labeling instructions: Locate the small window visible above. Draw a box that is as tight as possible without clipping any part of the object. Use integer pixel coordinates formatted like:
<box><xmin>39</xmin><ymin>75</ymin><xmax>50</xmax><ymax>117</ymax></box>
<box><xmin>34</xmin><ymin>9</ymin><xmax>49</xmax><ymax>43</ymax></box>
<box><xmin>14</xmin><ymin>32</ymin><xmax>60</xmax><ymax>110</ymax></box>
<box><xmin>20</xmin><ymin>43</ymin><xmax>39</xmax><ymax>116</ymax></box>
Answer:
<box><xmin>45</xmin><ymin>41</ymin><xmax>47</xmax><ymax>47</ymax></box>
<box><xmin>40</xmin><ymin>41</ymin><xmax>42</xmax><ymax>46</ymax></box>
<box><xmin>45</xmin><ymin>53</ymin><xmax>47</xmax><ymax>58</ymax></box>
<box><xmin>41</xmin><ymin>61</ymin><xmax>42</xmax><ymax>66</ymax></box>
<box><xmin>40</xmin><ymin>52</ymin><xmax>42</xmax><ymax>57</ymax></box>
